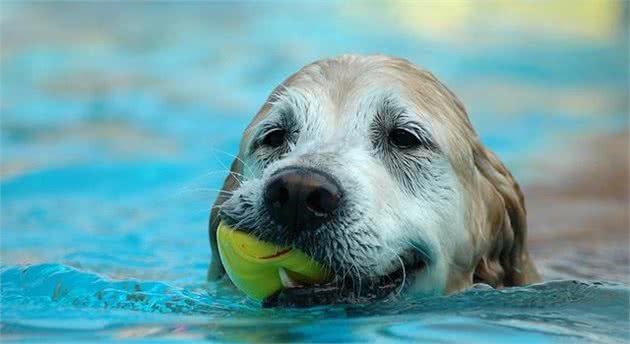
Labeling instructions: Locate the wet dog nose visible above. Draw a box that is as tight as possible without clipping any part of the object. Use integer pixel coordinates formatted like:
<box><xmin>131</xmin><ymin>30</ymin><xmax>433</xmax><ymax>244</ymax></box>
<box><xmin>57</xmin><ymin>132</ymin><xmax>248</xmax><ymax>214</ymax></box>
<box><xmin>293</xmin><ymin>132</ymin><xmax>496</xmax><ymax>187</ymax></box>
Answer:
<box><xmin>264</xmin><ymin>167</ymin><xmax>342</xmax><ymax>232</ymax></box>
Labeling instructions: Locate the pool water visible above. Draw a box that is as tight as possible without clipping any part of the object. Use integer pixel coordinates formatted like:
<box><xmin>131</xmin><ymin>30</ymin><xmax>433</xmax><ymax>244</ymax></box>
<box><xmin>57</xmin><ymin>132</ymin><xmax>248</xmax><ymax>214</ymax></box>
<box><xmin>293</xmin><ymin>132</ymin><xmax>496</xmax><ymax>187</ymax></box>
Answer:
<box><xmin>2</xmin><ymin>264</ymin><xmax>628</xmax><ymax>342</ymax></box>
<box><xmin>1</xmin><ymin>2</ymin><xmax>628</xmax><ymax>343</ymax></box>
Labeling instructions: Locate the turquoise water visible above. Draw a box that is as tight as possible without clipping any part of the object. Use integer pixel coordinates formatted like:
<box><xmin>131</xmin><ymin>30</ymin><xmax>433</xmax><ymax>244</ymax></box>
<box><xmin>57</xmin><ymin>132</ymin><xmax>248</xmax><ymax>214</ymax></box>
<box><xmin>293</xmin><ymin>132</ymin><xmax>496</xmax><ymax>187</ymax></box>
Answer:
<box><xmin>1</xmin><ymin>2</ymin><xmax>629</xmax><ymax>343</ymax></box>
<box><xmin>2</xmin><ymin>264</ymin><xmax>628</xmax><ymax>342</ymax></box>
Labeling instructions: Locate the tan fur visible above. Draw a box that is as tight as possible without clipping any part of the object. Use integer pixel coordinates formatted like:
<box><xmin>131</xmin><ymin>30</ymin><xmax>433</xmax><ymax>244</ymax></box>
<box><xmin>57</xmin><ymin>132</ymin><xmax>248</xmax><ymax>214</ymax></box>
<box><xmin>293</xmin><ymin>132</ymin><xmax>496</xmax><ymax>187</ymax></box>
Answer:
<box><xmin>208</xmin><ymin>55</ymin><xmax>540</xmax><ymax>289</ymax></box>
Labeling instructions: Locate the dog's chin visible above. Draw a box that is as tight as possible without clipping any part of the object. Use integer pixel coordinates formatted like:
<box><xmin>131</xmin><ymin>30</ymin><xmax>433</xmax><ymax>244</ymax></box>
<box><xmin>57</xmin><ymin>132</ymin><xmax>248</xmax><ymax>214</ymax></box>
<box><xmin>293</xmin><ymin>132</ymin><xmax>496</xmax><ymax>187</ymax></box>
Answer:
<box><xmin>219</xmin><ymin>213</ymin><xmax>429</xmax><ymax>307</ymax></box>
<box><xmin>262</xmin><ymin>251</ymin><xmax>427</xmax><ymax>308</ymax></box>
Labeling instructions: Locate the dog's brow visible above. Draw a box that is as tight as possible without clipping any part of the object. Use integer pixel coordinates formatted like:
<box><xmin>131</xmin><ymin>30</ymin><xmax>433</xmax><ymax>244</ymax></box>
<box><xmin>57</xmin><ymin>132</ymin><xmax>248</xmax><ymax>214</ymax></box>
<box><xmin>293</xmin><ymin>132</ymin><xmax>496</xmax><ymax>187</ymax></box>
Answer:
<box><xmin>377</xmin><ymin>96</ymin><xmax>406</xmax><ymax>118</ymax></box>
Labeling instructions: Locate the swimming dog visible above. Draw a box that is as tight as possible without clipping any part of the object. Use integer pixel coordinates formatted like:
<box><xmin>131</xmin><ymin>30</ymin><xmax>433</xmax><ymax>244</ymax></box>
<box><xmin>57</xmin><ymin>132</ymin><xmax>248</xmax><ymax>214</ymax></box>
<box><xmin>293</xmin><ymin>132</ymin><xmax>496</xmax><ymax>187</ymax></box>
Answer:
<box><xmin>208</xmin><ymin>55</ymin><xmax>539</xmax><ymax>307</ymax></box>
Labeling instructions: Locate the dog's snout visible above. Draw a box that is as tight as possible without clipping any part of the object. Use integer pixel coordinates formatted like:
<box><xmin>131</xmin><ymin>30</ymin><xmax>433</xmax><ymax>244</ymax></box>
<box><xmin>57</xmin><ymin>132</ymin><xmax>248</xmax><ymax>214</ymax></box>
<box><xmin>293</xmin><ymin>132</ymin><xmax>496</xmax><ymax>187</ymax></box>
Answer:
<box><xmin>264</xmin><ymin>168</ymin><xmax>341</xmax><ymax>232</ymax></box>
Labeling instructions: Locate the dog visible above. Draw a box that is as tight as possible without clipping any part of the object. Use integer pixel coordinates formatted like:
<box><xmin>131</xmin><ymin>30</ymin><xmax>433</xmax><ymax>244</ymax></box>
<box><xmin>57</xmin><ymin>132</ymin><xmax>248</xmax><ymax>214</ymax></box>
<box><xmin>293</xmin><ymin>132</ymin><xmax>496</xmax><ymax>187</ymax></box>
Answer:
<box><xmin>208</xmin><ymin>55</ymin><xmax>539</xmax><ymax>307</ymax></box>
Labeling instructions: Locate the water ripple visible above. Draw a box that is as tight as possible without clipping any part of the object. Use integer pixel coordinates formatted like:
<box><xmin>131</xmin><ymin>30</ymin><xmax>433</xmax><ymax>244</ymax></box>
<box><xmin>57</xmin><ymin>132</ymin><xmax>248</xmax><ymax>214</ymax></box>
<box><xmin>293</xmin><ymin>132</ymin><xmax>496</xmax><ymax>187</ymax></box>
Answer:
<box><xmin>1</xmin><ymin>264</ymin><xmax>628</xmax><ymax>342</ymax></box>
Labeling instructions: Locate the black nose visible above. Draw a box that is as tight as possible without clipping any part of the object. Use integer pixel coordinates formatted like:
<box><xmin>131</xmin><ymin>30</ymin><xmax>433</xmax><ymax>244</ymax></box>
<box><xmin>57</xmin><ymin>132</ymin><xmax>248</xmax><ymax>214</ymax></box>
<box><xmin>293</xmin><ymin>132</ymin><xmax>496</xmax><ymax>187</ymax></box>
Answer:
<box><xmin>264</xmin><ymin>167</ymin><xmax>342</xmax><ymax>232</ymax></box>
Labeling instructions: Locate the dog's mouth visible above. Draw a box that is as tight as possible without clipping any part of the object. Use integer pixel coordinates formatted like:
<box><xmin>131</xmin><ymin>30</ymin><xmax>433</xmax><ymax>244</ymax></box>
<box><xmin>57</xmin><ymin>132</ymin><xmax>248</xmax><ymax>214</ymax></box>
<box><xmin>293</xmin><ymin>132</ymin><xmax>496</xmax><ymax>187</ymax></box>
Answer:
<box><xmin>218</xmin><ymin>213</ymin><xmax>430</xmax><ymax>307</ymax></box>
<box><xmin>262</xmin><ymin>251</ymin><xmax>427</xmax><ymax>308</ymax></box>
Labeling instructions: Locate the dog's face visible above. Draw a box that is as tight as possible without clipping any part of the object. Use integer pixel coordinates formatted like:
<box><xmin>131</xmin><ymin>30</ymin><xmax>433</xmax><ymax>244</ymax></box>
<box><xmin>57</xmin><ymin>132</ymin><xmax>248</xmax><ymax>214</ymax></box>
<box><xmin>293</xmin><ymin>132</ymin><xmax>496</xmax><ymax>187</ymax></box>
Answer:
<box><xmin>210</xmin><ymin>55</ymin><xmax>538</xmax><ymax>306</ymax></box>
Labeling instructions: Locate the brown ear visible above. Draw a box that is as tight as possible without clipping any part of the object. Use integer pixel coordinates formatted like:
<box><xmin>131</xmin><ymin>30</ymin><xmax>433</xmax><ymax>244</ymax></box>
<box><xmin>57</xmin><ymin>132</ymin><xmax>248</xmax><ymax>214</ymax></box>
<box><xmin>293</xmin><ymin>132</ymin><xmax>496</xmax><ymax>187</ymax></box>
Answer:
<box><xmin>207</xmin><ymin>158</ymin><xmax>242</xmax><ymax>280</ymax></box>
<box><xmin>472</xmin><ymin>146</ymin><xmax>540</xmax><ymax>287</ymax></box>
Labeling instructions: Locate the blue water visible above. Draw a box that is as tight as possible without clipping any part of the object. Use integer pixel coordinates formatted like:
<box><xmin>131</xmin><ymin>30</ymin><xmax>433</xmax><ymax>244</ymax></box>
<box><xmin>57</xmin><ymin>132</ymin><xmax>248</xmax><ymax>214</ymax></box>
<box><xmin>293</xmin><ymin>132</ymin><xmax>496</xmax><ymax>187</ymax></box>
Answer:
<box><xmin>1</xmin><ymin>2</ymin><xmax>628</xmax><ymax>343</ymax></box>
<box><xmin>2</xmin><ymin>264</ymin><xmax>628</xmax><ymax>343</ymax></box>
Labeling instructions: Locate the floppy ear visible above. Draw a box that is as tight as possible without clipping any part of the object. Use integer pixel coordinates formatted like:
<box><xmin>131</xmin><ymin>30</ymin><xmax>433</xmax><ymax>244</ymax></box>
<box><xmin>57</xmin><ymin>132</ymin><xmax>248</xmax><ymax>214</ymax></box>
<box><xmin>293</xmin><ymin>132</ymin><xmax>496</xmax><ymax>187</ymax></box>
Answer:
<box><xmin>472</xmin><ymin>145</ymin><xmax>540</xmax><ymax>287</ymax></box>
<box><xmin>207</xmin><ymin>158</ymin><xmax>242</xmax><ymax>280</ymax></box>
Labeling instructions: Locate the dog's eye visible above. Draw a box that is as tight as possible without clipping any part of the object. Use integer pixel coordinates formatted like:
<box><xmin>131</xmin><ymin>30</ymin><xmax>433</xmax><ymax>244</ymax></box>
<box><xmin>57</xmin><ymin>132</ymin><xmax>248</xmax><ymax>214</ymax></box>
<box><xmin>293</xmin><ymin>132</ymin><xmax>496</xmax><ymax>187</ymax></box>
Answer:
<box><xmin>262</xmin><ymin>129</ymin><xmax>287</xmax><ymax>148</ymax></box>
<box><xmin>389</xmin><ymin>129</ymin><xmax>421</xmax><ymax>149</ymax></box>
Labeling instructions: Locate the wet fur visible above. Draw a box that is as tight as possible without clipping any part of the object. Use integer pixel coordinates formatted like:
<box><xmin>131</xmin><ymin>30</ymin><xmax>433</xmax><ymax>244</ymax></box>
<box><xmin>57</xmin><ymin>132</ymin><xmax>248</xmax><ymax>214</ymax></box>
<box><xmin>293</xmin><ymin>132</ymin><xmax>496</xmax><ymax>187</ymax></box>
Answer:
<box><xmin>208</xmin><ymin>55</ymin><xmax>539</xmax><ymax>301</ymax></box>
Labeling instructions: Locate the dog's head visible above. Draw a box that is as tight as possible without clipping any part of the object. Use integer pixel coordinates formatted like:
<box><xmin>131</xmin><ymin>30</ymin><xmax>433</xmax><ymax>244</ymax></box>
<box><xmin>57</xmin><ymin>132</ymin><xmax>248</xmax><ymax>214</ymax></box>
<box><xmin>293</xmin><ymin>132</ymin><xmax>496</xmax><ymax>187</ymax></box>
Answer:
<box><xmin>208</xmin><ymin>55</ymin><xmax>538</xmax><ymax>306</ymax></box>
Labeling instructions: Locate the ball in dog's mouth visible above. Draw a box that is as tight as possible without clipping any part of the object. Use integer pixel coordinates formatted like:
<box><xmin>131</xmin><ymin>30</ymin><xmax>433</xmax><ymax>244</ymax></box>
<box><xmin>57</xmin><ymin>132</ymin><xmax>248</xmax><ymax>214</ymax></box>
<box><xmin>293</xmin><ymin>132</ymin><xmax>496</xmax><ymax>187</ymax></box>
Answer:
<box><xmin>216</xmin><ymin>221</ymin><xmax>333</xmax><ymax>301</ymax></box>
<box><xmin>217</xmin><ymin>221</ymin><xmax>427</xmax><ymax>307</ymax></box>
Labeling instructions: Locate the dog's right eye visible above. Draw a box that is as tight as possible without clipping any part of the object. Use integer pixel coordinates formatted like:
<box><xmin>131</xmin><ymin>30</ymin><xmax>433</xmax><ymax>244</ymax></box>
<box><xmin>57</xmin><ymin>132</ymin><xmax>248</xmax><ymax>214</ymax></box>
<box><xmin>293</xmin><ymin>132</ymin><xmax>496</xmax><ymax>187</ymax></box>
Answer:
<box><xmin>389</xmin><ymin>129</ymin><xmax>422</xmax><ymax>149</ymax></box>
<box><xmin>262</xmin><ymin>129</ymin><xmax>287</xmax><ymax>148</ymax></box>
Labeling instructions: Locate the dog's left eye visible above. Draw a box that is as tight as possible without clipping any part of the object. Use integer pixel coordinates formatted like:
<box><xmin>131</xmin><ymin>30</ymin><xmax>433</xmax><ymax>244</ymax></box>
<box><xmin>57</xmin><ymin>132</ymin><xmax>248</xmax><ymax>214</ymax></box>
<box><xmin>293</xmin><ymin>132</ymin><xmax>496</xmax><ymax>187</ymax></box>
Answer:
<box><xmin>389</xmin><ymin>129</ymin><xmax>421</xmax><ymax>149</ymax></box>
<box><xmin>262</xmin><ymin>129</ymin><xmax>287</xmax><ymax>148</ymax></box>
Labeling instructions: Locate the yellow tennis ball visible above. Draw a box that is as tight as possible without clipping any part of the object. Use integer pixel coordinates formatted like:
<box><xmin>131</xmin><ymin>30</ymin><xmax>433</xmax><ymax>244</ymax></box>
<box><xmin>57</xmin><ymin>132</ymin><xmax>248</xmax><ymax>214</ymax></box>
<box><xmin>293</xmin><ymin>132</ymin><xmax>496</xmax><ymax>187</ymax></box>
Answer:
<box><xmin>216</xmin><ymin>221</ymin><xmax>332</xmax><ymax>301</ymax></box>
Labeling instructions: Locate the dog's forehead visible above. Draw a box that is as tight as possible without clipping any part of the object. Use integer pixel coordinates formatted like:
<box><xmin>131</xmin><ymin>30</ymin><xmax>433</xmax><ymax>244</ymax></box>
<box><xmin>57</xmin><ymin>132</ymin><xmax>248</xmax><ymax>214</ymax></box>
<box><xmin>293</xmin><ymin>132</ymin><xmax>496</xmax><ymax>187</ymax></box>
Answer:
<box><xmin>271</xmin><ymin>56</ymin><xmax>435</xmax><ymax>134</ymax></box>
<box><xmin>287</xmin><ymin>57</ymin><xmax>409</xmax><ymax>119</ymax></box>
<box><xmin>241</xmin><ymin>55</ymin><xmax>474</xmax><ymax>158</ymax></box>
